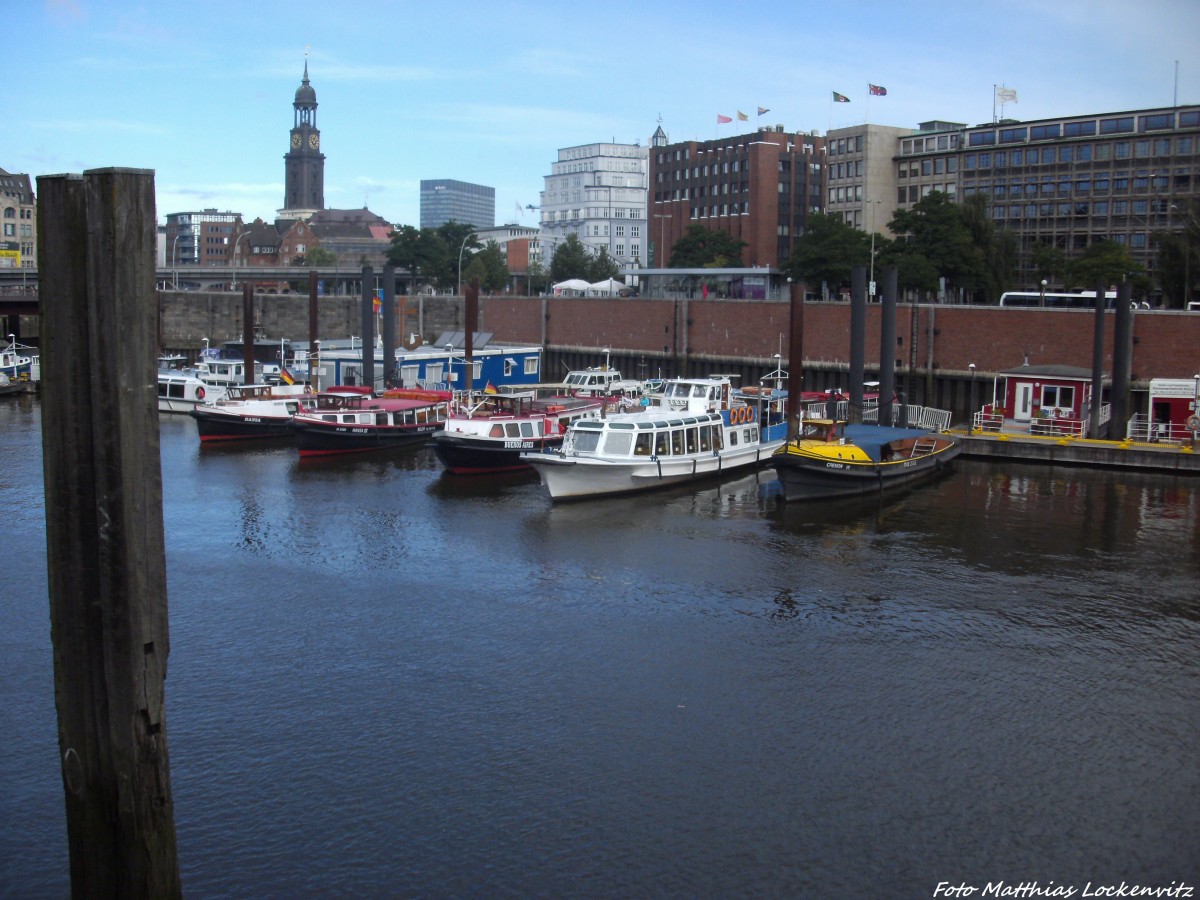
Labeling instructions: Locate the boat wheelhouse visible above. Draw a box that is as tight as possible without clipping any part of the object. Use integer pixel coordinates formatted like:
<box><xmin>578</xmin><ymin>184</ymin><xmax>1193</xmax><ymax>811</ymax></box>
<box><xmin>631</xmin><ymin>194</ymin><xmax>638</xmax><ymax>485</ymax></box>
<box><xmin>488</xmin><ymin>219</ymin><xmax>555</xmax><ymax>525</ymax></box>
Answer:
<box><xmin>522</xmin><ymin>375</ymin><xmax>788</xmax><ymax>501</ymax></box>
<box><xmin>157</xmin><ymin>368</ymin><xmax>223</xmax><ymax>413</ymax></box>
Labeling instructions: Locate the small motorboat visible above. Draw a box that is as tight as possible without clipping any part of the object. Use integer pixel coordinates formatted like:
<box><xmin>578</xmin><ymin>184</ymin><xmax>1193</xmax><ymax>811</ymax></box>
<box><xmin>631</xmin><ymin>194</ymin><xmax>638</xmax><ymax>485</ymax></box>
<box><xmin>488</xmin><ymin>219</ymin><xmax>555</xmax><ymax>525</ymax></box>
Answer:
<box><xmin>770</xmin><ymin>419</ymin><xmax>962</xmax><ymax>501</ymax></box>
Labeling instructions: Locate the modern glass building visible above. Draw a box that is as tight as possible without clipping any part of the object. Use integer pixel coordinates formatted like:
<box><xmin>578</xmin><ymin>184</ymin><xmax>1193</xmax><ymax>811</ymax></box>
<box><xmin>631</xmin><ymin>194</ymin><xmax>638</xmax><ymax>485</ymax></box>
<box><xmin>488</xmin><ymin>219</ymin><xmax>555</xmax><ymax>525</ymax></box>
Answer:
<box><xmin>420</xmin><ymin>179</ymin><xmax>495</xmax><ymax>230</ymax></box>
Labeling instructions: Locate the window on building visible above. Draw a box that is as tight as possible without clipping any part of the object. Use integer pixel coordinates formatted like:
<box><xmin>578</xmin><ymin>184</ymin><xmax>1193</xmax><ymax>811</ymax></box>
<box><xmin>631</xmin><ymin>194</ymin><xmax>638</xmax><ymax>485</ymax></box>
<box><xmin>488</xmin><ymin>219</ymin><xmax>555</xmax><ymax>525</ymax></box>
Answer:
<box><xmin>1100</xmin><ymin>117</ymin><xmax>1135</xmax><ymax>134</ymax></box>
<box><xmin>1030</xmin><ymin>124</ymin><xmax>1061</xmax><ymax>141</ymax></box>
<box><xmin>1140</xmin><ymin>113</ymin><xmax>1174</xmax><ymax>131</ymax></box>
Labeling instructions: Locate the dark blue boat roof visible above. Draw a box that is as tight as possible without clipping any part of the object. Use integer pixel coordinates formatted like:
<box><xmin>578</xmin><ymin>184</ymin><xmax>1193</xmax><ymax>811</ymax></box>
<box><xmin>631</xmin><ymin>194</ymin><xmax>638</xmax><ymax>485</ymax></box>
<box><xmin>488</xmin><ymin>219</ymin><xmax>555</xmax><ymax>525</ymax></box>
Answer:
<box><xmin>843</xmin><ymin>424</ymin><xmax>932</xmax><ymax>462</ymax></box>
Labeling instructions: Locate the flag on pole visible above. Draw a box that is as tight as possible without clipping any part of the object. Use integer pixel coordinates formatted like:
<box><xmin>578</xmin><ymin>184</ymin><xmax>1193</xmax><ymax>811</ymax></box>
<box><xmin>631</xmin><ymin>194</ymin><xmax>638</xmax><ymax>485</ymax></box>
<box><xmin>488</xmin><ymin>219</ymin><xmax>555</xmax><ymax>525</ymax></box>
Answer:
<box><xmin>737</xmin><ymin>111</ymin><xmax>749</xmax><ymax>121</ymax></box>
<box><xmin>995</xmin><ymin>86</ymin><xmax>1018</xmax><ymax>104</ymax></box>
<box><xmin>484</xmin><ymin>381</ymin><xmax>498</xmax><ymax>395</ymax></box>
<box><xmin>757</xmin><ymin>106</ymin><xmax>770</xmax><ymax>116</ymax></box>
<box><xmin>279</xmin><ymin>366</ymin><xmax>296</xmax><ymax>385</ymax></box>
<box><xmin>832</xmin><ymin>91</ymin><xmax>850</xmax><ymax>103</ymax></box>
<box><xmin>717</xmin><ymin>114</ymin><xmax>732</xmax><ymax>124</ymax></box>
<box><xmin>869</xmin><ymin>84</ymin><xmax>887</xmax><ymax>96</ymax></box>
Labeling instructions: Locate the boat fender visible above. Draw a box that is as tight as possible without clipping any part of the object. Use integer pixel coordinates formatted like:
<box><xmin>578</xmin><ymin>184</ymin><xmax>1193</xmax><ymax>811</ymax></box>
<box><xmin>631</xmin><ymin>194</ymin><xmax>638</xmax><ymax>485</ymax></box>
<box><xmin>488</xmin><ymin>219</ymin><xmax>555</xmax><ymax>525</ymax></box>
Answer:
<box><xmin>196</xmin><ymin>386</ymin><xmax>206</xmax><ymax>400</ymax></box>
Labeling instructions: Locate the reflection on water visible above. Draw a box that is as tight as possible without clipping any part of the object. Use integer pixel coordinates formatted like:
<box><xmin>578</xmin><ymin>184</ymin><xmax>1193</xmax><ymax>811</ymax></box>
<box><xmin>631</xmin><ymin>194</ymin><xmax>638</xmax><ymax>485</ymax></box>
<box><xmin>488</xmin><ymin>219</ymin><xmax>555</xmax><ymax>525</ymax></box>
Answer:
<box><xmin>4</xmin><ymin>402</ymin><xmax>1199</xmax><ymax>897</ymax></box>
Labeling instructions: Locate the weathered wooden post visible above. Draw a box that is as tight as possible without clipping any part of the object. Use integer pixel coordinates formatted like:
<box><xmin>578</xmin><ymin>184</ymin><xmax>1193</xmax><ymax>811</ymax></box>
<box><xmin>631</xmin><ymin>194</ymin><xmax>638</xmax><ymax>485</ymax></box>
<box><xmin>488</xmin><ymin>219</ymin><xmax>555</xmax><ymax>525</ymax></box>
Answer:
<box><xmin>878</xmin><ymin>267</ymin><xmax>898</xmax><ymax>427</ymax></box>
<box><xmin>308</xmin><ymin>270</ymin><xmax>320</xmax><ymax>390</ymax></box>
<box><xmin>849</xmin><ymin>266</ymin><xmax>866</xmax><ymax>423</ymax></box>
<box><xmin>242</xmin><ymin>282</ymin><xmax>254</xmax><ymax>384</ymax></box>
<box><xmin>785</xmin><ymin>280</ymin><xmax>804</xmax><ymax>440</ymax></box>
<box><xmin>38</xmin><ymin>167</ymin><xmax>181</xmax><ymax>897</ymax></box>
<box><xmin>1089</xmin><ymin>281</ymin><xmax>1107</xmax><ymax>439</ymax></box>
<box><xmin>361</xmin><ymin>265</ymin><xmax>375</xmax><ymax>389</ymax></box>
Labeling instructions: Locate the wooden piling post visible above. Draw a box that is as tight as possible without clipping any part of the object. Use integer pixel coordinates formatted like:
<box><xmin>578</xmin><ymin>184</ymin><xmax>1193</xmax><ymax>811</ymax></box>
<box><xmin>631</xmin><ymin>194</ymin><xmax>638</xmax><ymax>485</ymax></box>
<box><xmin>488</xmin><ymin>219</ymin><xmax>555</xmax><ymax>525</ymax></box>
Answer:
<box><xmin>37</xmin><ymin>168</ymin><xmax>181</xmax><ymax>898</ymax></box>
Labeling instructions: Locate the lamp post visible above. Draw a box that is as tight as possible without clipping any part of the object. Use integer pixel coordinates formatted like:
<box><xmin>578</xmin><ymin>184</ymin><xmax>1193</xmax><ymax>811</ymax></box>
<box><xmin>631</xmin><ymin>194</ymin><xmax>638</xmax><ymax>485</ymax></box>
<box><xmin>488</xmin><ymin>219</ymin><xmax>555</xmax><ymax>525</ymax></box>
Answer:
<box><xmin>1039</xmin><ymin>278</ymin><xmax>1048</xmax><ymax>307</ymax></box>
<box><xmin>171</xmin><ymin>232</ymin><xmax>182</xmax><ymax>289</ymax></box>
<box><xmin>653</xmin><ymin>213</ymin><xmax>671</xmax><ymax>267</ymax></box>
<box><xmin>231</xmin><ymin>230</ymin><xmax>250</xmax><ymax>290</ymax></box>
<box><xmin>457</xmin><ymin>233</ymin><xmax>479</xmax><ymax>296</ymax></box>
<box><xmin>867</xmin><ymin>199</ymin><xmax>882</xmax><ymax>298</ymax></box>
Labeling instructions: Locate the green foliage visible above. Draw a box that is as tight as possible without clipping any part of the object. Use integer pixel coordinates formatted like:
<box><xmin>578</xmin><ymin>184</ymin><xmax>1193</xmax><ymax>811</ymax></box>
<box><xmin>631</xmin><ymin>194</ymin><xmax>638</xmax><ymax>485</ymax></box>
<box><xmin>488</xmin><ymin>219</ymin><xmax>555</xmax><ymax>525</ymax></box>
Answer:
<box><xmin>462</xmin><ymin>241</ymin><xmax>509</xmax><ymax>292</ymax></box>
<box><xmin>889</xmin><ymin>191</ymin><xmax>991</xmax><ymax>299</ymax></box>
<box><xmin>1064</xmin><ymin>239</ymin><xmax>1142</xmax><ymax>293</ymax></box>
<box><xmin>668</xmin><ymin>224</ymin><xmax>747</xmax><ymax>268</ymax></box>
<box><xmin>781</xmin><ymin>212</ymin><xmax>872</xmax><ymax>294</ymax></box>
<box><xmin>549</xmin><ymin>234</ymin><xmax>592</xmax><ymax>282</ymax></box>
<box><xmin>1154</xmin><ymin>198</ymin><xmax>1200</xmax><ymax>308</ymax></box>
<box><xmin>305</xmin><ymin>246</ymin><xmax>338</xmax><ymax>267</ymax></box>
<box><xmin>386</xmin><ymin>225</ymin><xmax>446</xmax><ymax>290</ymax></box>
<box><xmin>1031</xmin><ymin>241</ymin><xmax>1066</xmax><ymax>284</ymax></box>
<box><xmin>586</xmin><ymin>248</ymin><xmax>620</xmax><ymax>283</ymax></box>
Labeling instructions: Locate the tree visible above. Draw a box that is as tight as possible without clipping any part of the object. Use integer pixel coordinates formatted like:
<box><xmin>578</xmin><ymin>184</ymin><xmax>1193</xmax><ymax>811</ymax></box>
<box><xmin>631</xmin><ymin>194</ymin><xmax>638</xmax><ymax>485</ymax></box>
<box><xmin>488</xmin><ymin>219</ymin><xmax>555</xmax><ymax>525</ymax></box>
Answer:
<box><xmin>888</xmin><ymin>191</ymin><xmax>989</xmax><ymax>299</ymax></box>
<box><xmin>781</xmin><ymin>212</ymin><xmax>872</xmax><ymax>297</ymax></box>
<box><xmin>1031</xmin><ymin>240</ymin><xmax>1066</xmax><ymax>286</ymax></box>
<box><xmin>1065</xmin><ymin>239</ymin><xmax>1145</xmax><ymax>295</ymax></box>
<box><xmin>1154</xmin><ymin>198</ymin><xmax>1200</xmax><ymax>308</ymax></box>
<box><xmin>386</xmin><ymin>225</ymin><xmax>448</xmax><ymax>292</ymax></box>
<box><xmin>585</xmin><ymin>248</ymin><xmax>620</xmax><ymax>283</ymax></box>
<box><xmin>668</xmin><ymin>224</ymin><xmax>747</xmax><ymax>268</ymax></box>
<box><xmin>549</xmin><ymin>234</ymin><xmax>592</xmax><ymax>283</ymax></box>
<box><xmin>462</xmin><ymin>241</ymin><xmax>509</xmax><ymax>293</ymax></box>
<box><xmin>526</xmin><ymin>256</ymin><xmax>550</xmax><ymax>295</ymax></box>
<box><xmin>305</xmin><ymin>246</ymin><xmax>338</xmax><ymax>267</ymax></box>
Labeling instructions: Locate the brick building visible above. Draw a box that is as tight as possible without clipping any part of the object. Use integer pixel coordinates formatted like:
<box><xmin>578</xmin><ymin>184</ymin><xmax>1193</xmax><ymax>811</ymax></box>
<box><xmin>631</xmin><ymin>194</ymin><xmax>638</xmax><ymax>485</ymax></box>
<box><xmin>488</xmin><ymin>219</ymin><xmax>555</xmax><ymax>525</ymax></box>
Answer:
<box><xmin>648</xmin><ymin>125</ymin><xmax>825</xmax><ymax>268</ymax></box>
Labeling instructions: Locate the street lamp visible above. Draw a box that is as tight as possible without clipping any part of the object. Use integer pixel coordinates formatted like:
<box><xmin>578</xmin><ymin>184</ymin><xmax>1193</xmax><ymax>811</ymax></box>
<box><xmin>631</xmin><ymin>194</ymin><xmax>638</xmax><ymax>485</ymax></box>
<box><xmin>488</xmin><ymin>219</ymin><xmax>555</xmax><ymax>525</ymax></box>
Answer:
<box><xmin>1040</xmin><ymin>278</ymin><xmax>1048</xmax><ymax>307</ymax></box>
<box><xmin>171</xmin><ymin>232</ymin><xmax>182</xmax><ymax>289</ymax></box>
<box><xmin>457</xmin><ymin>233</ymin><xmax>479</xmax><ymax>296</ymax></box>
<box><xmin>867</xmin><ymin>199</ymin><xmax>882</xmax><ymax>298</ymax></box>
<box><xmin>653</xmin><ymin>213</ymin><xmax>672</xmax><ymax>267</ymax></box>
<box><xmin>231</xmin><ymin>230</ymin><xmax>251</xmax><ymax>290</ymax></box>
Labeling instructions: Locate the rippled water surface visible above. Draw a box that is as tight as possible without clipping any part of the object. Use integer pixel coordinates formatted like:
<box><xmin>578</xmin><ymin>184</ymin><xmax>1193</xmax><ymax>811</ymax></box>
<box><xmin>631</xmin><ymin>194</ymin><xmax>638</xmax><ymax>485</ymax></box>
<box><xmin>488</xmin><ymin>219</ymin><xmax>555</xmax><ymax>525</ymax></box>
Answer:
<box><xmin>3</xmin><ymin>397</ymin><xmax>1198</xmax><ymax>898</ymax></box>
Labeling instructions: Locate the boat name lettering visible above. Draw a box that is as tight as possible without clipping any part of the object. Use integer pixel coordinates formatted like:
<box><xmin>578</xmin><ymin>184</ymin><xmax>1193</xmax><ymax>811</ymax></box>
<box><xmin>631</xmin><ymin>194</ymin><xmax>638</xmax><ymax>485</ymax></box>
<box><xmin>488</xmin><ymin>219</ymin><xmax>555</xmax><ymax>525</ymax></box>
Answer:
<box><xmin>504</xmin><ymin>440</ymin><xmax>535</xmax><ymax>449</ymax></box>
<box><xmin>825</xmin><ymin>462</ymin><xmax>846</xmax><ymax>469</ymax></box>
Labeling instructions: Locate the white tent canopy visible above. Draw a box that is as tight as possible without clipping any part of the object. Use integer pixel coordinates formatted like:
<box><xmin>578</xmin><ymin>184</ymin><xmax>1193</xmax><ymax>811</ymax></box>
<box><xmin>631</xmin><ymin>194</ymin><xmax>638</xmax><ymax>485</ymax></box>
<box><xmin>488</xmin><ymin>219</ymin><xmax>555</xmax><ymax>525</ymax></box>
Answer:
<box><xmin>551</xmin><ymin>279</ymin><xmax>590</xmax><ymax>296</ymax></box>
<box><xmin>586</xmin><ymin>278</ymin><xmax>627</xmax><ymax>296</ymax></box>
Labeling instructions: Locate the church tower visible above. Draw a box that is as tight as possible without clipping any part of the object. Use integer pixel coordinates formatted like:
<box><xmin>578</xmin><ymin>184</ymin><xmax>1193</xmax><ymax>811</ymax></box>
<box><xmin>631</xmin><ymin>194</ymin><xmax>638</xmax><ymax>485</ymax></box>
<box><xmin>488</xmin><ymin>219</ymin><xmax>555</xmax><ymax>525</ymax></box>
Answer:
<box><xmin>280</xmin><ymin>60</ymin><xmax>325</xmax><ymax>219</ymax></box>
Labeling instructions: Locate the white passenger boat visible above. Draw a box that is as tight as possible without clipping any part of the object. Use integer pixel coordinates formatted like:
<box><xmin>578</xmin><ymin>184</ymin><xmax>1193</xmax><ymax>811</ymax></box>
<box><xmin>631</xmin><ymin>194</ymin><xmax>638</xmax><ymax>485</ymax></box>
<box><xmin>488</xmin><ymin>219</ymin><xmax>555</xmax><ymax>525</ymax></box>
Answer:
<box><xmin>522</xmin><ymin>375</ymin><xmax>788</xmax><ymax>500</ymax></box>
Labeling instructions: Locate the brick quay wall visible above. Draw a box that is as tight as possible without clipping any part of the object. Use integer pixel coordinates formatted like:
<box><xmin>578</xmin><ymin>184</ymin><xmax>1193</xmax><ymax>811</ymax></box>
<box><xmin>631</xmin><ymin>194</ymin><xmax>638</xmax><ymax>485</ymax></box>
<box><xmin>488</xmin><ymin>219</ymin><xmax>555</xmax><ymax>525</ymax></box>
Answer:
<box><xmin>159</xmin><ymin>290</ymin><xmax>1200</xmax><ymax>410</ymax></box>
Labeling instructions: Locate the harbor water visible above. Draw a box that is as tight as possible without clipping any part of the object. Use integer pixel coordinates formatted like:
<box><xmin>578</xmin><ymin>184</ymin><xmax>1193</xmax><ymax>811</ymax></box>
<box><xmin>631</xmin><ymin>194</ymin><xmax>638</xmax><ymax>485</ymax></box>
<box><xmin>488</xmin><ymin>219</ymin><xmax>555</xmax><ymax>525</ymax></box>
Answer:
<box><xmin>3</xmin><ymin>396</ymin><xmax>1198</xmax><ymax>898</ymax></box>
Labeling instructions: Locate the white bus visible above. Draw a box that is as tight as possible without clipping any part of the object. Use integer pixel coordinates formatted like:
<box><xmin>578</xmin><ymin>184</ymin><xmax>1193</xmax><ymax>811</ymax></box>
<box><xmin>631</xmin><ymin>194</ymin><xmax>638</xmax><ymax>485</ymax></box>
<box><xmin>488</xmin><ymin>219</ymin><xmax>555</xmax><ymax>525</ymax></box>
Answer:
<box><xmin>998</xmin><ymin>290</ymin><xmax>1145</xmax><ymax>309</ymax></box>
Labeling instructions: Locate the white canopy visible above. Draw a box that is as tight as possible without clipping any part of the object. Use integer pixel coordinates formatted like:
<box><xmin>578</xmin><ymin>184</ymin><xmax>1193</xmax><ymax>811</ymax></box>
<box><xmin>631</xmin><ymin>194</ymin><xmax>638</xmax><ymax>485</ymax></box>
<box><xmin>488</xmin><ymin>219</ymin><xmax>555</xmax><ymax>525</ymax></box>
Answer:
<box><xmin>552</xmin><ymin>278</ymin><xmax>590</xmax><ymax>295</ymax></box>
<box><xmin>586</xmin><ymin>278</ymin><xmax>627</xmax><ymax>296</ymax></box>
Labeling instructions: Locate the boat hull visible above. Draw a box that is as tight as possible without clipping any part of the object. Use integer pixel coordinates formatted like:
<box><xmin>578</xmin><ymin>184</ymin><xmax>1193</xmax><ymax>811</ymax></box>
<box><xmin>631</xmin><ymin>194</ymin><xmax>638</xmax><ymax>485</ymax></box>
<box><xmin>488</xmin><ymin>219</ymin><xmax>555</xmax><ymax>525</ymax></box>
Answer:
<box><xmin>190</xmin><ymin>408</ymin><xmax>296</xmax><ymax>442</ymax></box>
<box><xmin>526</xmin><ymin>438</ymin><xmax>784</xmax><ymax>500</ymax></box>
<box><xmin>771</xmin><ymin>439</ymin><xmax>962</xmax><ymax>501</ymax></box>
<box><xmin>432</xmin><ymin>433</ymin><xmax>564</xmax><ymax>474</ymax></box>
<box><xmin>293</xmin><ymin>421</ymin><xmax>442</xmax><ymax>457</ymax></box>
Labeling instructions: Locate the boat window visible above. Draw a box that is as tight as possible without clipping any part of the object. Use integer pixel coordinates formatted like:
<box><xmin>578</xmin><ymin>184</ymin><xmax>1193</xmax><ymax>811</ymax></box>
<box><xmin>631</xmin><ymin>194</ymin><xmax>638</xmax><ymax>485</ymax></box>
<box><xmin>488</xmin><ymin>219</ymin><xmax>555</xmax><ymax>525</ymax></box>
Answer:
<box><xmin>686</xmin><ymin>428</ymin><xmax>698</xmax><ymax>454</ymax></box>
<box><xmin>170</xmin><ymin>384</ymin><xmax>186</xmax><ymax>399</ymax></box>
<box><xmin>520</xmin><ymin>422</ymin><xmax>534</xmax><ymax>438</ymax></box>
<box><xmin>376</xmin><ymin>413</ymin><xmax>388</xmax><ymax>425</ymax></box>
<box><xmin>699</xmin><ymin>425</ymin><xmax>712</xmax><ymax>452</ymax></box>
<box><xmin>693</xmin><ymin>385</ymin><xmax>706</xmax><ymax>398</ymax></box>
<box><xmin>505</xmin><ymin>423</ymin><xmax>521</xmax><ymax>437</ymax></box>
<box><xmin>671</xmin><ymin>429</ymin><xmax>685</xmax><ymax>454</ymax></box>
<box><xmin>712</xmin><ymin>427</ymin><xmax>724</xmax><ymax>451</ymax></box>
<box><xmin>573</xmin><ymin>430</ymin><xmax>601</xmax><ymax>453</ymax></box>
<box><xmin>489</xmin><ymin>424</ymin><xmax>504</xmax><ymax>437</ymax></box>
<box><xmin>602</xmin><ymin>431</ymin><xmax>633</xmax><ymax>456</ymax></box>
<box><xmin>654</xmin><ymin>431</ymin><xmax>670</xmax><ymax>455</ymax></box>
<box><xmin>729</xmin><ymin>430</ymin><xmax>739</xmax><ymax>446</ymax></box>
<box><xmin>634</xmin><ymin>433</ymin><xmax>653</xmax><ymax>455</ymax></box>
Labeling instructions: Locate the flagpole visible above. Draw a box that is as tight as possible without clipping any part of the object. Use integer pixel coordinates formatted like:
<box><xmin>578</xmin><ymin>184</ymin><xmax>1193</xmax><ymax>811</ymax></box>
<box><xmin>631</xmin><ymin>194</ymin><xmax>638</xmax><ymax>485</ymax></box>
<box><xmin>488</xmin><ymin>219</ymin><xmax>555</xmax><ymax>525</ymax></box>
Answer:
<box><xmin>993</xmin><ymin>83</ymin><xmax>997</xmax><ymax>124</ymax></box>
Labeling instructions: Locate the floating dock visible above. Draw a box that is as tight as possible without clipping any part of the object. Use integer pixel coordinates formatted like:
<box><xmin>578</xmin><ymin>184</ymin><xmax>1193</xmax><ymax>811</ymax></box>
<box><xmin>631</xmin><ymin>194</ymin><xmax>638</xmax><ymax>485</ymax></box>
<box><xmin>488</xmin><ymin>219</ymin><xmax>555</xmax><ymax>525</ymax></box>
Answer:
<box><xmin>950</xmin><ymin>428</ymin><xmax>1199</xmax><ymax>475</ymax></box>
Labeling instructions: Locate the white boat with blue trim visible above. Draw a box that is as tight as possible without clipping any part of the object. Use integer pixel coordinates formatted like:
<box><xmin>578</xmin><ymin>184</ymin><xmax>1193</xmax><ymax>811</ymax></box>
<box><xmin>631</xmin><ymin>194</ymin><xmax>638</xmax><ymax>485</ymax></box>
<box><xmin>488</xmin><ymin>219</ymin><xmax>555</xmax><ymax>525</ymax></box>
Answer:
<box><xmin>522</xmin><ymin>374</ymin><xmax>787</xmax><ymax>501</ymax></box>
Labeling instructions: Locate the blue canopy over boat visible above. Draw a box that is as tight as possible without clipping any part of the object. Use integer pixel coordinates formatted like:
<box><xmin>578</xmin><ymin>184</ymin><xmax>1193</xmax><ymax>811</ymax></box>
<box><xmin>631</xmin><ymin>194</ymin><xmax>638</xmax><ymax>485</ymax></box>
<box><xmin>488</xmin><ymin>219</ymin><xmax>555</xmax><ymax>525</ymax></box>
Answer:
<box><xmin>842</xmin><ymin>424</ymin><xmax>932</xmax><ymax>462</ymax></box>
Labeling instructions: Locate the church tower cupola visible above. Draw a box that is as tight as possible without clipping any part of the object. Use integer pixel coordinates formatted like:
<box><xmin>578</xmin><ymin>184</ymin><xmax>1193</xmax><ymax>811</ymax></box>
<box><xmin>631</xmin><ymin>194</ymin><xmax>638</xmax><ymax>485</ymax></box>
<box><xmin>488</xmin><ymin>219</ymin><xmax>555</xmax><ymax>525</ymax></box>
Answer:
<box><xmin>281</xmin><ymin>57</ymin><xmax>325</xmax><ymax>219</ymax></box>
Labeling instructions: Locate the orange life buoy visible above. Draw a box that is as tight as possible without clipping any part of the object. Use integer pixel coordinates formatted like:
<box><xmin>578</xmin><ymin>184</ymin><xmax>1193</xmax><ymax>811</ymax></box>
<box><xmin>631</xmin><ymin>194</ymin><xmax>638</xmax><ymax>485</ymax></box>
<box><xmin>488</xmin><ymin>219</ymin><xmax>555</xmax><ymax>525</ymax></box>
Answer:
<box><xmin>196</xmin><ymin>386</ymin><xmax>206</xmax><ymax>400</ymax></box>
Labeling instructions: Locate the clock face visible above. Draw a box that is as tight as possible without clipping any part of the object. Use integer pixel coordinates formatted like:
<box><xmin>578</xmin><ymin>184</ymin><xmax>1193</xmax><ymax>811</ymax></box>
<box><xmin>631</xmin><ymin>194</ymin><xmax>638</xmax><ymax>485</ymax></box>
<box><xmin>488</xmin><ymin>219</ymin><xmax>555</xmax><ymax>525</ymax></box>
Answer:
<box><xmin>309</xmin><ymin>133</ymin><xmax>320</xmax><ymax>150</ymax></box>
<box><xmin>291</xmin><ymin>133</ymin><xmax>301</xmax><ymax>149</ymax></box>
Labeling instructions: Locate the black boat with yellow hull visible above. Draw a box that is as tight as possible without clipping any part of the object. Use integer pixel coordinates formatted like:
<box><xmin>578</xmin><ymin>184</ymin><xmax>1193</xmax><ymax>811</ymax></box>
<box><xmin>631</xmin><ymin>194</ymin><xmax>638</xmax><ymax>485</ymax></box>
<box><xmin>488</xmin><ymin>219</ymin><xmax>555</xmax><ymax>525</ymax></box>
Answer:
<box><xmin>769</xmin><ymin>420</ymin><xmax>962</xmax><ymax>501</ymax></box>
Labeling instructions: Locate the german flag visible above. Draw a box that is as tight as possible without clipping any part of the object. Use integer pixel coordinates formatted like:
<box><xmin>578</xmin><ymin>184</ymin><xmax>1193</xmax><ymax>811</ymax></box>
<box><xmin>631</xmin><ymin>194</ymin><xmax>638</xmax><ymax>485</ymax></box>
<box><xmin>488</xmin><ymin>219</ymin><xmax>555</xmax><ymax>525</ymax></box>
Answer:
<box><xmin>279</xmin><ymin>367</ymin><xmax>296</xmax><ymax>385</ymax></box>
<box><xmin>484</xmin><ymin>381</ymin><xmax>497</xmax><ymax>394</ymax></box>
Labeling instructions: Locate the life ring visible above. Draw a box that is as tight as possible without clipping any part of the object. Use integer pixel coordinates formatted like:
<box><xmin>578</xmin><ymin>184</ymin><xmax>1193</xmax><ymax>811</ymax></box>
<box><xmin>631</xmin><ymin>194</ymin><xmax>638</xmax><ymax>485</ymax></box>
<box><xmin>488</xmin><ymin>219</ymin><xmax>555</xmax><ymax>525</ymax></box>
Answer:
<box><xmin>196</xmin><ymin>386</ymin><xmax>206</xmax><ymax>400</ymax></box>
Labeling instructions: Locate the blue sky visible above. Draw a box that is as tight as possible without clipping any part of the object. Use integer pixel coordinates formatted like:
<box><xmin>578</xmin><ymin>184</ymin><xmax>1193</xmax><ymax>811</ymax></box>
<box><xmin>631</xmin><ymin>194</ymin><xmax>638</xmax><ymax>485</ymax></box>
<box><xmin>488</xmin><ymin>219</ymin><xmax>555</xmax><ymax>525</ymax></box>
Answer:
<box><xmin>8</xmin><ymin>0</ymin><xmax>1200</xmax><ymax>229</ymax></box>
